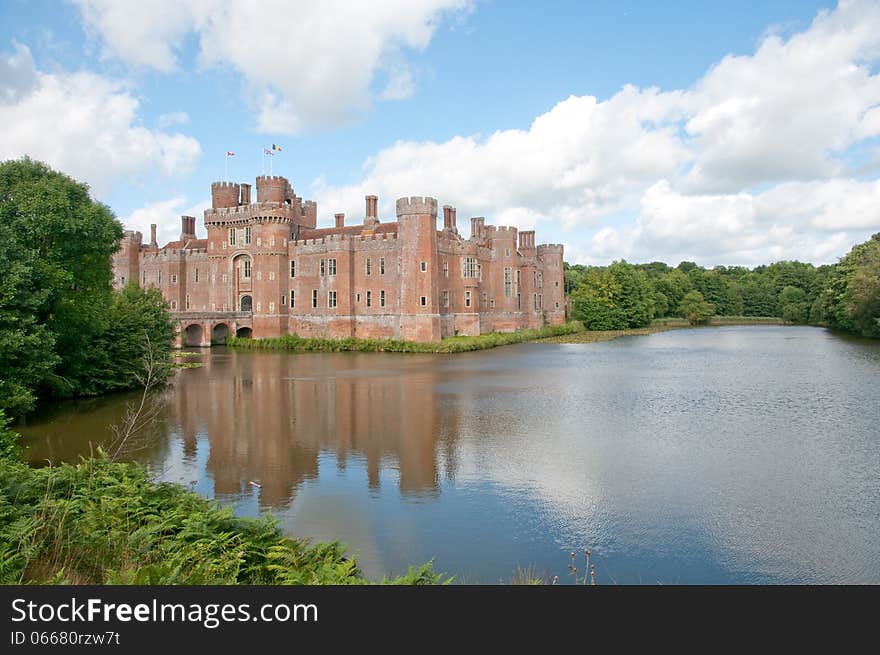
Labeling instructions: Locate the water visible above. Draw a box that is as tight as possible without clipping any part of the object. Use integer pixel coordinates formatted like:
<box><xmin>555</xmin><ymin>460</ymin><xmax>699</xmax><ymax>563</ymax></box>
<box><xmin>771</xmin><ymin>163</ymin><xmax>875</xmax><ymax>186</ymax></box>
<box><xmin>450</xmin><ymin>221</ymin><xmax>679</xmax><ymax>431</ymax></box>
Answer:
<box><xmin>18</xmin><ymin>326</ymin><xmax>880</xmax><ymax>583</ymax></box>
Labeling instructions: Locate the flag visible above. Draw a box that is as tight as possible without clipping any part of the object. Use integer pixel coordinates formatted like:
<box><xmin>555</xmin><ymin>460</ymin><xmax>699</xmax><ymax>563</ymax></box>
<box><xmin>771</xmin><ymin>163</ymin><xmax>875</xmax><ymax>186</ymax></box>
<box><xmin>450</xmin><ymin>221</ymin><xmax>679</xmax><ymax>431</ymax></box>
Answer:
<box><xmin>226</xmin><ymin>151</ymin><xmax>235</xmax><ymax>156</ymax></box>
<box><xmin>272</xmin><ymin>143</ymin><xmax>283</xmax><ymax>152</ymax></box>
<box><xmin>263</xmin><ymin>148</ymin><xmax>273</xmax><ymax>155</ymax></box>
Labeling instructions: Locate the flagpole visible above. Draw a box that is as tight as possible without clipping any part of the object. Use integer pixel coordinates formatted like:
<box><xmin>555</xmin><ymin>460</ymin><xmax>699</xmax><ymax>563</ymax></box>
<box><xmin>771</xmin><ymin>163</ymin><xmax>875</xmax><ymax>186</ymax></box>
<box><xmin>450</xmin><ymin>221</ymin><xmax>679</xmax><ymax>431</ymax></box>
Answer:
<box><xmin>269</xmin><ymin>152</ymin><xmax>273</xmax><ymax>175</ymax></box>
<box><xmin>261</xmin><ymin>148</ymin><xmax>265</xmax><ymax>176</ymax></box>
<box><xmin>224</xmin><ymin>154</ymin><xmax>228</xmax><ymax>181</ymax></box>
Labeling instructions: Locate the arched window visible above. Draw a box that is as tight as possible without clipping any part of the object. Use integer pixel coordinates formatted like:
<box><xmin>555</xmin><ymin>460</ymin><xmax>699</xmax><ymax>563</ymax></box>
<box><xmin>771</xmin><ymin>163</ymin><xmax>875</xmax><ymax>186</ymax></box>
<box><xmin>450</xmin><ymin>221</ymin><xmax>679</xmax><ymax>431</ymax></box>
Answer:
<box><xmin>240</xmin><ymin>295</ymin><xmax>253</xmax><ymax>312</ymax></box>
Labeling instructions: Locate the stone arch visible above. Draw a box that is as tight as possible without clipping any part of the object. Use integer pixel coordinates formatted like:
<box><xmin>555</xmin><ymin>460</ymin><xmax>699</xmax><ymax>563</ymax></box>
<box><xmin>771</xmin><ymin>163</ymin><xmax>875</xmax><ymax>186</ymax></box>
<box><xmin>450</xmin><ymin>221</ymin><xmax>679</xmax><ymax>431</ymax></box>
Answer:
<box><xmin>240</xmin><ymin>295</ymin><xmax>253</xmax><ymax>312</ymax></box>
<box><xmin>212</xmin><ymin>323</ymin><xmax>229</xmax><ymax>345</ymax></box>
<box><xmin>236</xmin><ymin>326</ymin><xmax>253</xmax><ymax>338</ymax></box>
<box><xmin>184</xmin><ymin>323</ymin><xmax>203</xmax><ymax>347</ymax></box>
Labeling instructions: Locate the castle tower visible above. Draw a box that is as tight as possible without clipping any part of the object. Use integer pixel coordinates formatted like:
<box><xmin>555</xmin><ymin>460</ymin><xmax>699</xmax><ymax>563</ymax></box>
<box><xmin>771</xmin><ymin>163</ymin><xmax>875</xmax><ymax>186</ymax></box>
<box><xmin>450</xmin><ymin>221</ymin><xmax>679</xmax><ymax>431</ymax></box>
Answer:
<box><xmin>211</xmin><ymin>182</ymin><xmax>241</xmax><ymax>209</ymax></box>
<box><xmin>397</xmin><ymin>196</ymin><xmax>441</xmax><ymax>342</ymax></box>
<box><xmin>537</xmin><ymin>243</ymin><xmax>565</xmax><ymax>325</ymax></box>
<box><xmin>255</xmin><ymin>175</ymin><xmax>291</xmax><ymax>203</ymax></box>
<box><xmin>112</xmin><ymin>230</ymin><xmax>142</xmax><ymax>289</ymax></box>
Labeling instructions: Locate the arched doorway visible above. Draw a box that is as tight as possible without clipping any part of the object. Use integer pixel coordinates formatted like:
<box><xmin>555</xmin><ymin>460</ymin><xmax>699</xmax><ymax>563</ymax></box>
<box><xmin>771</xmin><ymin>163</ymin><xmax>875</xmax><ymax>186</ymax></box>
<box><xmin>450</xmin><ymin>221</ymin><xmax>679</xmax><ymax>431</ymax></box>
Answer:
<box><xmin>212</xmin><ymin>323</ymin><xmax>229</xmax><ymax>345</ymax></box>
<box><xmin>184</xmin><ymin>324</ymin><xmax>203</xmax><ymax>347</ymax></box>
<box><xmin>236</xmin><ymin>326</ymin><xmax>253</xmax><ymax>338</ymax></box>
<box><xmin>240</xmin><ymin>295</ymin><xmax>252</xmax><ymax>312</ymax></box>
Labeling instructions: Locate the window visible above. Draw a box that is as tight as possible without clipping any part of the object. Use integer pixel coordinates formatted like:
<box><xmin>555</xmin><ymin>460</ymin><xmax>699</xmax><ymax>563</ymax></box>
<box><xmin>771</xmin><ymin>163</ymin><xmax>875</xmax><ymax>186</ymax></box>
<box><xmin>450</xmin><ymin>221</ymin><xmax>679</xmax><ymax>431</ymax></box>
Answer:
<box><xmin>420</xmin><ymin>296</ymin><xmax>427</xmax><ymax>306</ymax></box>
<box><xmin>490</xmin><ymin>299</ymin><xmax>495</xmax><ymax>308</ymax></box>
<box><xmin>366</xmin><ymin>291</ymin><xmax>372</xmax><ymax>307</ymax></box>
<box><xmin>269</xmin><ymin>271</ymin><xmax>275</xmax><ymax>280</ymax></box>
<box><xmin>222</xmin><ymin>273</ymin><xmax>228</xmax><ymax>283</ymax></box>
<box><xmin>465</xmin><ymin>291</ymin><xmax>471</xmax><ymax>308</ymax></box>
<box><xmin>290</xmin><ymin>260</ymin><xmax>296</xmax><ymax>277</ymax></box>
<box><xmin>257</xmin><ymin>302</ymin><xmax>262</xmax><ymax>312</ymax></box>
<box><xmin>195</xmin><ymin>268</ymin><xmax>199</xmax><ymax>282</ymax></box>
<box><xmin>463</xmin><ymin>257</ymin><xmax>477</xmax><ymax>278</ymax></box>
<box><xmin>170</xmin><ymin>300</ymin><xmax>177</xmax><ymax>310</ymax></box>
<box><xmin>534</xmin><ymin>293</ymin><xmax>539</xmax><ymax>310</ymax></box>
<box><xmin>158</xmin><ymin>270</ymin><xmax>162</xmax><ymax>284</ymax></box>
<box><xmin>312</xmin><ymin>289</ymin><xmax>318</xmax><ymax>308</ymax></box>
<box><xmin>320</xmin><ymin>259</ymin><xmax>325</xmax><ymax>276</ymax></box>
<box><xmin>328</xmin><ymin>258</ymin><xmax>337</xmax><ymax>276</ymax></box>
<box><xmin>281</xmin><ymin>294</ymin><xmax>286</xmax><ymax>306</ymax></box>
<box><xmin>243</xmin><ymin>260</ymin><xmax>251</xmax><ymax>278</ymax></box>
<box><xmin>142</xmin><ymin>271</ymin><xmax>145</xmax><ymax>285</ymax></box>
<box><xmin>380</xmin><ymin>257</ymin><xmax>385</xmax><ymax>274</ymax></box>
<box><xmin>171</xmin><ymin>274</ymin><xmax>177</xmax><ymax>284</ymax></box>
<box><xmin>505</xmin><ymin>247</ymin><xmax>510</xmax><ymax>257</ymax></box>
<box><xmin>516</xmin><ymin>270</ymin><xmax>520</xmax><ymax>293</ymax></box>
<box><xmin>504</xmin><ymin>267</ymin><xmax>512</xmax><ymax>297</ymax></box>
<box><xmin>229</xmin><ymin>228</ymin><xmax>236</xmax><ymax>245</ymax></box>
<box><xmin>443</xmin><ymin>260</ymin><xmax>448</xmax><ymax>277</ymax></box>
<box><xmin>121</xmin><ymin>276</ymin><xmax>125</xmax><ymax>286</ymax></box>
<box><xmin>442</xmin><ymin>290</ymin><xmax>449</xmax><ymax>307</ymax></box>
<box><xmin>380</xmin><ymin>290</ymin><xmax>385</xmax><ymax>307</ymax></box>
<box><xmin>257</xmin><ymin>237</ymin><xmax>262</xmax><ymax>246</ymax></box>
<box><xmin>256</xmin><ymin>271</ymin><xmax>262</xmax><ymax>281</ymax></box>
<box><xmin>270</xmin><ymin>236</ymin><xmax>275</xmax><ymax>246</ymax></box>
<box><xmin>420</xmin><ymin>261</ymin><xmax>427</xmax><ymax>272</ymax></box>
<box><xmin>269</xmin><ymin>302</ymin><xmax>275</xmax><ymax>313</ymax></box>
<box><xmin>482</xmin><ymin>292</ymin><xmax>488</xmax><ymax>307</ymax></box>
<box><xmin>328</xmin><ymin>291</ymin><xmax>337</xmax><ymax>308</ymax></box>
<box><xmin>517</xmin><ymin>294</ymin><xmax>521</xmax><ymax>310</ymax></box>
<box><xmin>533</xmin><ymin>271</ymin><xmax>537</xmax><ymax>286</ymax></box>
<box><xmin>290</xmin><ymin>290</ymin><xmax>295</xmax><ymax>307</ymax></box>
<box><xmin>556</xmin><ymin>281</ymin><xmax>559</xmax><ymax>287</ymax></box>
<box><xmin>245</xmin><ymin>227</ymin><xmax>252</xmax><ymax>244</ymax></box>
<box><xmin>185</xmin><ymin>295</ymin><xmax>190</xmax><ymax>310</ymax></box>
<box><xmin>366</xmin><ymin>258</ymin><xmax>372</xmax><ymax>275</ymax></box>
<box><xmin>356</xmin><ymin>293</ymin><xmax>361</xmax><ymax>303</ymax></box>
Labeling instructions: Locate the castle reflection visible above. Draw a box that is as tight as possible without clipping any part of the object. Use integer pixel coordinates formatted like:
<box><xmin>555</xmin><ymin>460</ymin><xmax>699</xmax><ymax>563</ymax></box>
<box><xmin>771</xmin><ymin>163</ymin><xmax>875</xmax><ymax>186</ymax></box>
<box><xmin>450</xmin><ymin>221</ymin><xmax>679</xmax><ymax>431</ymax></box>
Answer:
<box><xmin>168</xmin><ymin>349</ymin><xmax>459</xmax><ymax>508</ymax></box>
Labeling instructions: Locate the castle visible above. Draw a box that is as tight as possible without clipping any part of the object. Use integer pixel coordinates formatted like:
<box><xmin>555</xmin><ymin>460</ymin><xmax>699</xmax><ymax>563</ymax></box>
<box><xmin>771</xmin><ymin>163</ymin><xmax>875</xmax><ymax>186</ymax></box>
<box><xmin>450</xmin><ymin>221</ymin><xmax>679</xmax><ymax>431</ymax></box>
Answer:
<box><xmin>112</xmin><ymin>174</ymin><xmax>564</xmax><ymax>346</ymax></box>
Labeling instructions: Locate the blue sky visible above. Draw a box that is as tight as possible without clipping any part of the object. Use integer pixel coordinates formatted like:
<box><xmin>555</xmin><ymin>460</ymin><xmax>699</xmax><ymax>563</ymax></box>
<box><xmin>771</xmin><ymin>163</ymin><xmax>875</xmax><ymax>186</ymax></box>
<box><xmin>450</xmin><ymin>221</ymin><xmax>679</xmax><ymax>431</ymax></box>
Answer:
<box><xmin>2</xmin><ymin>0</ymin><xmax>878</xmax><ymax>266</ymax></box>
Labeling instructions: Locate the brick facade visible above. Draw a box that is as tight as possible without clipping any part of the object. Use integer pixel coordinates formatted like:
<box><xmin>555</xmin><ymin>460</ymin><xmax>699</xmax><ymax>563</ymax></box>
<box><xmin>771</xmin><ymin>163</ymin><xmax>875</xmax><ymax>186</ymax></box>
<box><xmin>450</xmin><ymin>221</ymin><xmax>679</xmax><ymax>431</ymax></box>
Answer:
<box><xmin>113</xmin><ymin>174</ymin><xmax>564</xmax><ymax>346</ymax></box>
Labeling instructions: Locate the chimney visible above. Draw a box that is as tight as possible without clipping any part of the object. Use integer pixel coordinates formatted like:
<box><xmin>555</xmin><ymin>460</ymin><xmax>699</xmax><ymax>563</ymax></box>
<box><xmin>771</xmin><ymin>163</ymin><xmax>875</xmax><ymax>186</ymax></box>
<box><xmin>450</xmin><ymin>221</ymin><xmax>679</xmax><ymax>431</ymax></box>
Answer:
<box><xmin>470</xmin><ymin>217</ymin><xmax>484</xmax><ymax>240</ymax></box>
<box><xmin>335</xmin><ymin>213</ymin><xmax>345</xmax><ymax>229</ymax></box>
<box><xmin>150</xmin><ymin>224</ymin><xmax>158</xmax><ymax>247</ymax></box>
<box><xmin>240</xmin><ymin>183</ymin><xmax>251</xmax><ymax>205</ymax></box>
<box><xmin>180</xmin><ymin>215</ymin><xmax>196</xmax><ymax>241</ymax></box>
<box><xmin>365</xmin><ymin>195</ymin><xmax>379</xmax><ymax>224</ymax></box>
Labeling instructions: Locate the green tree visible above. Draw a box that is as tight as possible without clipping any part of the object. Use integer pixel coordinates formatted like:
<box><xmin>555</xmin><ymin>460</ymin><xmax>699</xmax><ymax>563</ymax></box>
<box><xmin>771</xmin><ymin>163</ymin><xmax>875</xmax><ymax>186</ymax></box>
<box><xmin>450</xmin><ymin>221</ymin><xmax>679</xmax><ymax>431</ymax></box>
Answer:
<box><xmin>679</xmin><ymin>290</ymin><xmax>714</xmax><ymax>325</ymax></box>
<box><xmin>778</xmin><ymin>286</ymin><xmax>808</xmax><ymax>324</ymax></box>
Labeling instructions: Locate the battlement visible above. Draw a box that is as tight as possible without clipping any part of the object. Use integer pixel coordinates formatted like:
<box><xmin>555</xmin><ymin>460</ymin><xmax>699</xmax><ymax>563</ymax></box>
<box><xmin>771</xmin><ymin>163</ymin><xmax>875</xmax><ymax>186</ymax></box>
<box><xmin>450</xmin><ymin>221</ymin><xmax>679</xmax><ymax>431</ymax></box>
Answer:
<box><xmin>256</xmin><ymin>175</ymin><xmax>292</xmax><ymax>204</ymax></box>
<box><xmin>537</xmin><ymin>243</ymin><xmax>564</xmax><ymax>254</ymax></box>
<box><xmin>396</xmin><ymin>196</ymin><xmax>437</xmax><ymax>217</ymax></box>
<box><xmin>211</xmin><ymin>181</ymin><xmax>241</xmax><ymax>209</ymax></box>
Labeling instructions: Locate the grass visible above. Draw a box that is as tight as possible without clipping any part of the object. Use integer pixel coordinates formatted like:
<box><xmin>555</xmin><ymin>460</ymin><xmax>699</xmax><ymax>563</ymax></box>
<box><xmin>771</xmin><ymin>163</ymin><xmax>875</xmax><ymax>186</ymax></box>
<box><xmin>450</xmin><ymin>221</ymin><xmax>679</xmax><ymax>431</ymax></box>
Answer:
<box><xmin>542</xmin><ymin>316</ymin><xmax>792</xmax><ymax>344</ymax></box>
<box><xmin>0</xmin><ymin>452</ymin><xmax>448</xmax><ymax>585</ymax></box>
<box><xmin>226</xmin><ymin>321</ymin><xmax>586</xmax><ymax>354</ymax></box>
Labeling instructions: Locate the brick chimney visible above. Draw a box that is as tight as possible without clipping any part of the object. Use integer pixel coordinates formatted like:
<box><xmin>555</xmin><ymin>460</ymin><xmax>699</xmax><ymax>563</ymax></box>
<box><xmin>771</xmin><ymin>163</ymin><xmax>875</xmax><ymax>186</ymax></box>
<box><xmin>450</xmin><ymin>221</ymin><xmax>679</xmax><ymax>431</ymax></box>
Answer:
<box><xmin>364</xmin><ymin>195</ymin><xmax>379</xmax><ymax>226</ymax></box>
<box><xmin>335</xmin><ymin>213</ymin><xmax>345</xmax><ymax>229</ymax></box>
<box><xmin>180</xmin><ymin>215</ymin><xmax>196</xmax><ymax>241</ymax></box>
<box><xmin>150</xmin><ymin>223</ymin><xmax>158</xmax><ymax>247</ymax></box>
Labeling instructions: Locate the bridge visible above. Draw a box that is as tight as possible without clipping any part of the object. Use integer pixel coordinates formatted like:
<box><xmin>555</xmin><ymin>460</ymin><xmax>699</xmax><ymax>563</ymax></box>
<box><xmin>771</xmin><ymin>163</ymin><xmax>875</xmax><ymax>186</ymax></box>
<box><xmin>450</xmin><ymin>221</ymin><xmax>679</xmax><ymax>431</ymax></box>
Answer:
<box><xmin>173</xmin><ymin>311</ymin><xmax>253</xmax><ymax>347</ymax></box>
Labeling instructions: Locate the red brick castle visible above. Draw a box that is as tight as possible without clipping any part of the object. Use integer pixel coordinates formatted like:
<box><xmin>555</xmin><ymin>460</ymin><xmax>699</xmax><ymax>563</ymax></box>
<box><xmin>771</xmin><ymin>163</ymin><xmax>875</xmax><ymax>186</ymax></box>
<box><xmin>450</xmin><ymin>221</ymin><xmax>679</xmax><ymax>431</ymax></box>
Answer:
<box><xmin>112</xmin><ymin>174</ymin><xmax>564</xmax><ymax>346</ymax></box>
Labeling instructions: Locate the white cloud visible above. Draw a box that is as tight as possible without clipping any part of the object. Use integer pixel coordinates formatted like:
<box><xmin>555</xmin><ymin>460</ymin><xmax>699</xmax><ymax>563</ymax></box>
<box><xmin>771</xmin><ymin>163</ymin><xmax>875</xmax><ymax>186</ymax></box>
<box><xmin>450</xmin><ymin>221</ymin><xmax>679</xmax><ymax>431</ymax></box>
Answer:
<box><xmin>158</xmin><ymin>111</ymin><xmax>189</xmax><ymax>128</ymax></box>
<box><xmin>73</xmin><ymin>0</ymin><xmax>471</xmax><ymax>134</ymax></box>
<box><xmin>307</xmin><ymin>0</ymin><xmax>880</xmax><ymax>266</ymax></box>
<box><xmin>121</xmin><ymin>196</ymin><xmax>210</xmax><ymax>245</ymax></box>
<box><xmin>0</xmin><ymin>44</ymin><xmax>202</xmax><ymax>196</ymax></box>
<box><xmin>583</xmin><ymin>179</ymin><xmax>878</xmax><ymax>266</ymax></box>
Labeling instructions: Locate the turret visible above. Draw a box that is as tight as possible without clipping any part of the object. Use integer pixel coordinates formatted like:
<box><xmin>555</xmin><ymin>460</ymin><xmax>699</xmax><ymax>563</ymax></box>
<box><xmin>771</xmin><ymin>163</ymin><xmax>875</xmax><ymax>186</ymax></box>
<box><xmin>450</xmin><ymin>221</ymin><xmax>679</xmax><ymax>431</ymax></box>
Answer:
<box><xmin>211</xmin><ymin>181</ymin><xmax>241</xmax><ymax>209</ymax></box>
<box><xmin>397</xmin><ymin>196</ymin><xmax>440</xmax><ymax>342</ymax></box>
<box><xmin>518</xmin><ymin>230</ymin><xmax>536</xmax><ymax>257</ymax></box>
<box><xmin>255</xmin><ymin>175</ymin><xmax>292</xmax><ymax>203</ymax></box>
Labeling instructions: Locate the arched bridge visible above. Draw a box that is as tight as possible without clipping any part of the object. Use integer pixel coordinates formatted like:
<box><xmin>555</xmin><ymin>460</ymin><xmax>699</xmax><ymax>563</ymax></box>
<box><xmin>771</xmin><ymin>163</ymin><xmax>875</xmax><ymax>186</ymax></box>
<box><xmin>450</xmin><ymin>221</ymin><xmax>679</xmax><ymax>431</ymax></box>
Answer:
<box><xmin>174</xmin><ymin>312</ymin><xmax>253</xmax><ymax>347</ymax></box>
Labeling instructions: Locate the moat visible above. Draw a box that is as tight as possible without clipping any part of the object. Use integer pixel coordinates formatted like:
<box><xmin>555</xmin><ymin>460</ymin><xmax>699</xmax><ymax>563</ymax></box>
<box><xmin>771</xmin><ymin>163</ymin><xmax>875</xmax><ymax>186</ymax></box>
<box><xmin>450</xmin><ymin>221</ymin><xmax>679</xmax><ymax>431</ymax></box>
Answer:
<box><xmin>18</xmin><ymin>326</ymin><xmax>880</xmax><ymax>584</ymax></box>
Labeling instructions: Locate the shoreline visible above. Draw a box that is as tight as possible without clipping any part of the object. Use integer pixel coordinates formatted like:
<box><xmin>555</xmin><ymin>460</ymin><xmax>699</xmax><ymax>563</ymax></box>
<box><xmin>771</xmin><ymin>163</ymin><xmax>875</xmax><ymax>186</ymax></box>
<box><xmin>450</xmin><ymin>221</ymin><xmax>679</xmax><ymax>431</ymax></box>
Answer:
<box><xmin>538</xmin><ymin>316</ymin><xmax>792</xmax><ymax>344</ymax></box>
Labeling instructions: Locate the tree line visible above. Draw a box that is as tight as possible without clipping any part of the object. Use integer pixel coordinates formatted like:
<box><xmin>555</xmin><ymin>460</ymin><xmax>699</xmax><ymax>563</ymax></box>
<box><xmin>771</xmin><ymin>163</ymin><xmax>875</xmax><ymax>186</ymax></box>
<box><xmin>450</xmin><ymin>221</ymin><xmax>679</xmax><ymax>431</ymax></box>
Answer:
<box><xmin>0</xmin><ymin>158</ymin><xmax>174</xmax><ymax>419</ymax></box>
<box><xmin>565</xmin><ymin>233</ymin><xmax>880</xmax><ymax>338</ymax></box>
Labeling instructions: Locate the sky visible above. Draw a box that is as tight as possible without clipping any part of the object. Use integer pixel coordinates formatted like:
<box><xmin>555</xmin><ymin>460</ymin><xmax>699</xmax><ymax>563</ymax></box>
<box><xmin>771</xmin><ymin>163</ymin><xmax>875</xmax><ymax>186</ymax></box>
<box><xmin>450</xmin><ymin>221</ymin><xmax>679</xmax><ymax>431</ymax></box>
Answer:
<box><xmin>1</xmin><ymin>0</ymin><xmax>879</xmax><ymax>267</ymax></box>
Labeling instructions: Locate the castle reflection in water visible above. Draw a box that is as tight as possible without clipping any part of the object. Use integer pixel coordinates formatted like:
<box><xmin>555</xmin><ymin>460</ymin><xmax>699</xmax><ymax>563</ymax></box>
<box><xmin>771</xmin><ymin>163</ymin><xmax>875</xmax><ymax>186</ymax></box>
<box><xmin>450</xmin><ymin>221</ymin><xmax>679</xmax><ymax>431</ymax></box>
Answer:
<box><xmin>168</xmin><ymin>349</ymin><xmax>463</xmax><ymax>507</ymax></box>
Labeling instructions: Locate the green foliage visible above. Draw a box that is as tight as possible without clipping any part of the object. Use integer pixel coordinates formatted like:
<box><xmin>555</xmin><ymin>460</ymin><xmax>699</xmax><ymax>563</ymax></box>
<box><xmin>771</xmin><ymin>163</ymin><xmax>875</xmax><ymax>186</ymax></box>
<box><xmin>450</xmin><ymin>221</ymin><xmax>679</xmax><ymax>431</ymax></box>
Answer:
<box><xmin>778</xmin><ymin>286</ymin><xmax>809</xmax><ymax>324</ymax></box>
<box><xmin>570</xmin><ymin>261</ymin><xmax>655</xmax><ymax>329</ymax></box>
<box><xmin>0</xmin><ymin>158</ymin><xmax>174</xmax><ymax>414</ymax></box>
<box><xmin>228</xmin><ymin>322</ymin><xmax>585</xmax><ymax>354</ymax></box>
<box><xmin>0</xmin><ymin>410</ymin><xmax>19</xmax><ymax>460</ymax></box>
<box><xmin>679</xmin><ymin>290</ymin><xmax>714</xmax><ymax>325</ymax></box>
<box><xmin>819</xmin><ymin>233</ymin><xmax>880</xmax><ymax>337</ymax></box>
<box><xmin>0</xmin><ymin>454</ymin><xmax>444</xmax><ymax>585</ymax></box>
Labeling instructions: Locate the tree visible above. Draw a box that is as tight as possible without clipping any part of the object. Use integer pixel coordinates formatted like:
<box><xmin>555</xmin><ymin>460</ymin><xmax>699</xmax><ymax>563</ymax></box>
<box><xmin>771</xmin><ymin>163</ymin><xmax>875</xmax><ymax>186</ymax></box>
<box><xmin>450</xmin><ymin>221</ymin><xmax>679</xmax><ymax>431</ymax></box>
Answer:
<box><xmin>821</xmin><ymin>233</ymin><xmax>880</xmax><ymax>338</ymax></box>
<box><xmin>778</xmin><ymin>286</ymin><xmax>808</xmax><ymax>324</ymax></box>
<box><xmin>679</xmin><ymin>290</ymin><xmax>714</xmax><ymax>325</ymax></box>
